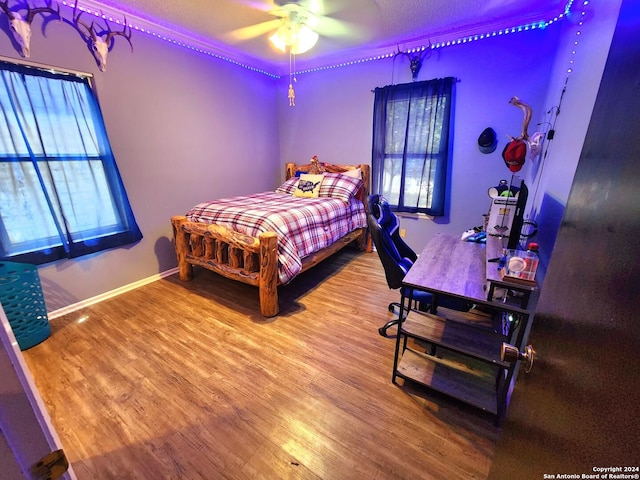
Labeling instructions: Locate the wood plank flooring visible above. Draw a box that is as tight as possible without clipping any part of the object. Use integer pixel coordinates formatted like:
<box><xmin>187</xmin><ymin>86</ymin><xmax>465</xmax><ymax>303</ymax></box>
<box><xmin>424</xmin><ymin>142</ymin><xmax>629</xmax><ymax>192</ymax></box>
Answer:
<box><xmin>22</xmin><ymin>248</ymin><xmax>501</xmax><ymax>480</ymax></box>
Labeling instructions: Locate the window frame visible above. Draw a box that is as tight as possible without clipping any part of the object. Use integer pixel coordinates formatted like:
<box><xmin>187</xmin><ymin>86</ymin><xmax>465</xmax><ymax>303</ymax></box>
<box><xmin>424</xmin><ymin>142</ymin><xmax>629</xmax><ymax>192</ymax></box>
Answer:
<box><xmin>0</xmin><ymin>59</ymin><xmax>142</xmax><ymax>264</ymax></box>
<box><xmin>371</xmin><ymin>77</ymin><xmax>455</xmax><ymax>216</ymax></box>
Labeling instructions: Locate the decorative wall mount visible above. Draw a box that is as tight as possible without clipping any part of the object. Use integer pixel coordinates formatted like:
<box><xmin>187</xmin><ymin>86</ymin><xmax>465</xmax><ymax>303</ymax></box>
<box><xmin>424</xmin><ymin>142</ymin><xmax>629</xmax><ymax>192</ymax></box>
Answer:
<box><xmin>0</xmin><ymin>1</ymin><xmax>133</xmax><ymax>72</ymax></box>
<box><xmin>508</xmin><ymin>96</ymin><xmax>544</xmax><ymax>161</ymax></box>
<box><xmin>0</xmin><ymin>0</ymin><xmax>60</xmax><ymax>58</ymax></box>
<box><xmin>394</xmin><ymin>43</ymin><xmax>432</xmax><ymax>81</ymax></box>
<box><xmin>71</xmin><ymin>2</ymin><xmax>132</xmax><ymax>72</ymax></box>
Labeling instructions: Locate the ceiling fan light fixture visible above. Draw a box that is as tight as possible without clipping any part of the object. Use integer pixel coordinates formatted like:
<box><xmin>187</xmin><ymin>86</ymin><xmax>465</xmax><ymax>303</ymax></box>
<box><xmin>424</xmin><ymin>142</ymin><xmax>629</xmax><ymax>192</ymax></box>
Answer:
<box><xmin>291</xmin><ymin>25</ymin><xmax>318</xmax><ymax>54</ymax></box>
<box><xmin>269</xmin><ymin>29</ymin><xmax>288</xmax><ymax>52</ymax></box>
<box><xmin>268</xmin><ymin>8</ymin><xmax>319</xmax><ymax>54</ymax></box>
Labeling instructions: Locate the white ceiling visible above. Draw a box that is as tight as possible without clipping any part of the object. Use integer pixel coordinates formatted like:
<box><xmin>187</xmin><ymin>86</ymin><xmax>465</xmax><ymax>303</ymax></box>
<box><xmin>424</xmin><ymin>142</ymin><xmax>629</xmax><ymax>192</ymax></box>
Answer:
<box><xmin>85</xmin><ymin>0</ymin><xmax>570</xmax><ymax>72</ymax></box>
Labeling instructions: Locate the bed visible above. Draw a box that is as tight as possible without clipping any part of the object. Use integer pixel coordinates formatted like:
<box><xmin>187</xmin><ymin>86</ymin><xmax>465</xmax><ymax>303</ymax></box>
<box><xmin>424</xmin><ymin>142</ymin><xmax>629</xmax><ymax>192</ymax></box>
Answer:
<box><xmin>171</xmin><ymin>162</ymin><xmax>370</xmax><ymax>317</ymax></box>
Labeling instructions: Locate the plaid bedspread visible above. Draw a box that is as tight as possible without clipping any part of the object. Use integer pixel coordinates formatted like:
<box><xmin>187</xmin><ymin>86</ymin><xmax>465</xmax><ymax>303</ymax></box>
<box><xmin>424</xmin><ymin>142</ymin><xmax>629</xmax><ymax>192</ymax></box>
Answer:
<box><xmin>185</xmin><ymin>191</ymin><xmax>367</xmax><ymax>284</ymax></box>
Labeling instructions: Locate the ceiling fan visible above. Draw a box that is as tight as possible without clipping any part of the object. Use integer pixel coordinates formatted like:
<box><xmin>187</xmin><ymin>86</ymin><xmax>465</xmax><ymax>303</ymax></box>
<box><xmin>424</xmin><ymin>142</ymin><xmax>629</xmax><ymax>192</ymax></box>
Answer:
<box><xmin>225</xmin><ymin>0</ymin><xmax>358</xmax><ymax>55</ymax></box>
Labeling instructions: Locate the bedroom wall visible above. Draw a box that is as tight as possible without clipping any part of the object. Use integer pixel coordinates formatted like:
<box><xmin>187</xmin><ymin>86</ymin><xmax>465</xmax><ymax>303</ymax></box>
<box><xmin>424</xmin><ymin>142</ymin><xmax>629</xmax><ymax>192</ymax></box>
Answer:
<box><xmin>277</xmin><ymin>2</ymin><xmax>616</xmax><ymax>264</ymax></box>
<box><xmin>0</xmin><ymin>11</ymin><xmax>280</xmax><ymax>312</ymax></box>
<box><xmin>277</xmin><ymin>26</ymin><xmax>560</xmax><ymax>249</ymax></box>
<box><xmin>515</xmin><ymin>0</ymin><xmax>622</xmax><ymax>281</ymax></box>
<box><xmin>0</xmin><ymin>1</ymin><xmax>619</xmax><ymax>315</ymax></box>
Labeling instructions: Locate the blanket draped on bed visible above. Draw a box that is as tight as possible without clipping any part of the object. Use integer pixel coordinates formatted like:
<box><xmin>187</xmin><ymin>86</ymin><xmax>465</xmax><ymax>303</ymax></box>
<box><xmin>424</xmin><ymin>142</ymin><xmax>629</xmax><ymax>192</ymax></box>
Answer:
<box><xmin>185</xmin><ymin>191</ymin><xmax>367</xmax><ymax>284</ymax></box>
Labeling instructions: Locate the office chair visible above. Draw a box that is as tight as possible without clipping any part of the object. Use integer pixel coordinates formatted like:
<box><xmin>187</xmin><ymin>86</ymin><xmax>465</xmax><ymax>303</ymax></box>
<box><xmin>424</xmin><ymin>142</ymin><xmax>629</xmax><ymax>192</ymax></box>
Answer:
<box><xmin>367</xmin><ymin>194</ymin><xmax>471</xmax><ymax>337</ymax></box>
<box><xmin>367</xmin><ymin>194</ymin><xmax>433</xmax><ymax>337</ymax></box>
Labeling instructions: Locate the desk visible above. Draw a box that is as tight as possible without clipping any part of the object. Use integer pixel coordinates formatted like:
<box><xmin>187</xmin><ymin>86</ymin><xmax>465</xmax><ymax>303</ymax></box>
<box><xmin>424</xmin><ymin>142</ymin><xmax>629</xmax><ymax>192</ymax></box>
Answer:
<box><xmin>392</xmin><ymin>233</ymin><xmax>537</xmax><ymax>425</ymax></box>
<box><xmin>402</xmin><ymin>233</ymin><xmax>487</xmax><ymax>302</ymax></box>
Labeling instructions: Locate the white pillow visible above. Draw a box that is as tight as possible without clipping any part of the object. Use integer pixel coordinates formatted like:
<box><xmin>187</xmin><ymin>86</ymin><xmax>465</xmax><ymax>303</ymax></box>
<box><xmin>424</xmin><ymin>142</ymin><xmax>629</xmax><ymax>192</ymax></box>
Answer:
<box><xmin>341</xmin><ymin>168</ymin><xmax>361</xmax><ymax>179</ymax></box>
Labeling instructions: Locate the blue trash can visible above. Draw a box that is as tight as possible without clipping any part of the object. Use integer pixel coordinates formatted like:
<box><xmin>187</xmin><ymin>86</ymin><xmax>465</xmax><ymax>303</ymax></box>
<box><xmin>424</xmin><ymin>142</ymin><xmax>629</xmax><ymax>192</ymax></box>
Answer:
<box><xmin>0</xmin><ymin>261</ymin><xmax>50</xmax><ymax>350</ymax></box>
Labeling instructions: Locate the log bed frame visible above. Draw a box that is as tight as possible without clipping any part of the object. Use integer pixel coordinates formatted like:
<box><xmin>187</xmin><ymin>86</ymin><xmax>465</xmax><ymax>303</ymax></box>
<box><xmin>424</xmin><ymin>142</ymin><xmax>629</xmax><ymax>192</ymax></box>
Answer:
<box><xmin>171</xmin><ymin>162</ymin><xmax>371</xmax><ymax>317</ymax></box>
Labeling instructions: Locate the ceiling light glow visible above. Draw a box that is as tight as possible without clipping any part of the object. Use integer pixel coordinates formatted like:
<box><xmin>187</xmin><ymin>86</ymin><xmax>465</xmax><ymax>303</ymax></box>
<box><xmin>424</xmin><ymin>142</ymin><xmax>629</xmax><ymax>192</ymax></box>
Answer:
<box><xmin>268</xmin><ymin>7</ymin><xmax>319</xmax><ymax>55</ymax></box>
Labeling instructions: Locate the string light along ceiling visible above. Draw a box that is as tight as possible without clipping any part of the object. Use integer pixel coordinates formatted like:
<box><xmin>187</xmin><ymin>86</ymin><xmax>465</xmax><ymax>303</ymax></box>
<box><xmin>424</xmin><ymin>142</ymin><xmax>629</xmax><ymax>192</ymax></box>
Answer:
<box><xmin>60</xmin><ymin>1</ymin><xmax>583</xmax><ymax>79</ymax></box>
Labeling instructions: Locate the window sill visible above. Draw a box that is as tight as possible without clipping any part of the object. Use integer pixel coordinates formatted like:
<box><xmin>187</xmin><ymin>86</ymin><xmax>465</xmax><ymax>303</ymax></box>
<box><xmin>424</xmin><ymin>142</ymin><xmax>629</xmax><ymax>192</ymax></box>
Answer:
<box><xmin>397</xmin><ymin>212</ymin><xmax>434</xmax><ymax>221</ymax></box>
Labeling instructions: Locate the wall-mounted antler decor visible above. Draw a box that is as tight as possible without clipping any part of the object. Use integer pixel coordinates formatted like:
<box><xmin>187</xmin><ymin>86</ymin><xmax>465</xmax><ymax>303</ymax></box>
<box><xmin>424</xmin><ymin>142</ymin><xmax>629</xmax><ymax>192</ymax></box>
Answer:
<box><xmin>508</xmin><ymin>96</ymin><xmax>544</xmax><ymax>160</ymax></box>
<box><xmin>395</xmin><ymin>43</ymin><xmax>432</xmax><ymax>81</ymax></box>
<box><xmin>0</xmin><ymin>0</ymin><xmax>60</xmax><ymax>57</ymax></box>
<box><xmin>72</xmin><ymin>2</ymin><xmax>133</xmax><ymax>72</ymax></box>
<box><xmin>501</xmin><ymin>96</ymin><xmax>546</xmax><ymax>174</ymax></box>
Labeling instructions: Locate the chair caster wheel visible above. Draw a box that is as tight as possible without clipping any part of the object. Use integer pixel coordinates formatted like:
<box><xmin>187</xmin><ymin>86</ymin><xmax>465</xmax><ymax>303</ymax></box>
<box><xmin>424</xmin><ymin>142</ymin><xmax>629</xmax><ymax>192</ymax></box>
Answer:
<box><xmin>378</xmin><ymin>327</ymin><xmax>387</xmax><ymax>337</ymax></box>
<box><xmin>388</xmin><ymin>304</ymin><xmax>395</xmax><ymax>313</ymax></box>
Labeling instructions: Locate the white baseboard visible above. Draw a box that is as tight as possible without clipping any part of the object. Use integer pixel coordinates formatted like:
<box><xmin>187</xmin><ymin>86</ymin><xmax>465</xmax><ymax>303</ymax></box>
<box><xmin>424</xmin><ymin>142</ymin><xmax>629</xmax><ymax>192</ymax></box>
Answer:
<box><xmin>47</xmin><ymin>267</ymin><xmax>179</xmax><ymax>320</ymax></box>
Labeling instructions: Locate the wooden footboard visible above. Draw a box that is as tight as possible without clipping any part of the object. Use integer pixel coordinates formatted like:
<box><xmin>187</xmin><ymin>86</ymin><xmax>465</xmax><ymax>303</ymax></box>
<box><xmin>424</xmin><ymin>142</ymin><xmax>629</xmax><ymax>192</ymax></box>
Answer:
<box><xmin>172</xmin><ymin>216</ymin><xmax>366</xmax><ymax>317</ymax></box>
<box><xmin>172</xmin><ymin>162</ymin><xmax>370</xmax><ymax>317</ymax></box>
<box><xmin>172</xmin><ymin>215</ymin><xmax>280</xmax><ymax>316</ymax></box>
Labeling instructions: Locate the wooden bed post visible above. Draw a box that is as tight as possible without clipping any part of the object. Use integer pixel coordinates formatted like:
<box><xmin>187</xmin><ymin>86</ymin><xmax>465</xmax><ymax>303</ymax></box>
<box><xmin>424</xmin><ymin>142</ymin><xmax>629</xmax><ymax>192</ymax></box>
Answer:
<box><xmin>259</xmin><ymin>232</ymin><xmax>279</xmax><ymax>317</ymax></box>
<box><xmin>171</xmin><ymin>215</ymin><xmax>194</xmax><ymax>281</ymax></box>
<box><xmin>285</xmin><ymin>162</ymin><xmax>296</xmax><ymax>180</ymax></box>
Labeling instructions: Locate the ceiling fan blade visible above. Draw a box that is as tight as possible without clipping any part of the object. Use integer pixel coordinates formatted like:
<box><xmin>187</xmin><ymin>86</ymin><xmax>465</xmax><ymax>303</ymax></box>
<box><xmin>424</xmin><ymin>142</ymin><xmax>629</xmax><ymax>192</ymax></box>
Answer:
<box><xmin>232</xmin><ymin>0</ymin><xmax>275</xmax><ymax>13</ymax></box>
<box><xmin>304</xmin><ymin>0</ymin><xmax>325</xmax><ymax>15</ymax></box>
<box><xmin>314</xmin><ymin>16</ymin><xmax>365</xmax><ymax>40</ymax></box>
<box><xmin>223</xmin><ymin>18</ymin><xmax>284</xmax><ymax>42</ymax></box>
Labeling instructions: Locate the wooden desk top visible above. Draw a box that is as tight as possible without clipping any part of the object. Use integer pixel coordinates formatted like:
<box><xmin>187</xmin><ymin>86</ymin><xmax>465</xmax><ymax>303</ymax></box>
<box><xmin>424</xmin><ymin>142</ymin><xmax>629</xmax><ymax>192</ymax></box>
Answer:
<box><xmin>403</xmin><ymin>233</ymin><xmax>538</xmax><ymax>313</ymax></box>
<box><xmin>403</xmin><ymin>233</ymin><xmax>487</xmax><ymax>303</ymax></box>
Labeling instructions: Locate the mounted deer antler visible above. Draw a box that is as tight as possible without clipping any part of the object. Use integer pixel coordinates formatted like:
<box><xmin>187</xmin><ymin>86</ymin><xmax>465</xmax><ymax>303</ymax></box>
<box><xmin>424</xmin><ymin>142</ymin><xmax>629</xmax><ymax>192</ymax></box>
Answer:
<box><xmin>508</xmin><ymin>96</ymin><xmax>532</xmax><ymax>141</ymax></box>
<box><xmin>395</xmin><ymin>43</ymin><xmax>432</xmax><ymax>81</ymax></box>
<box><xmin>0</xmin><ymin>0</ymin><xmax>60</xmax><ymax>57</ymax></box>
<box><xmin>72</xmin><ymin>3</ymin><xmax>133</xmax><ymax>72</ymax></box>
<box><xmin>508</xmin><ymin>96</ymin><xmax>544</xmax><ymax>160</ymax></box>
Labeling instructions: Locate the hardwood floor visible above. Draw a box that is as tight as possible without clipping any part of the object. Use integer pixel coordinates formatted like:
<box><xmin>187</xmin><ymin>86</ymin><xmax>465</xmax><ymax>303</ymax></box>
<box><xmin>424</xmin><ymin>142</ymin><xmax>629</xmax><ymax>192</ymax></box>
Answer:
<box><xmin>23</xmin><ymin>248</ymin><xmax>501</xmax><ymax>480</ymax></box>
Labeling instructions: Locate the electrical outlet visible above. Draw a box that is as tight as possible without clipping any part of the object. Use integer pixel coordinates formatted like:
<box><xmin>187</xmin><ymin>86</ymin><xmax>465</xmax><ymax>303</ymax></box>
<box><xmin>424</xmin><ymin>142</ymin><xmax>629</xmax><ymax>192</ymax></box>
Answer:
<box><xmin>400</xmin><ymin>228</ymin><xmax>406</xmax><ymax>238</ymax></box>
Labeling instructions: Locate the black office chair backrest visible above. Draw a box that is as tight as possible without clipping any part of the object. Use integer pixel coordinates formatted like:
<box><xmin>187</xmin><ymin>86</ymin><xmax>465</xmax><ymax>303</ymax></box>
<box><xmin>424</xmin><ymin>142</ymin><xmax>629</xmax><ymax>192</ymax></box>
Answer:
<box><xmin>367</xmin><ymin>194</ymin><xmax>418</xmax><ymax>290</ymax></box>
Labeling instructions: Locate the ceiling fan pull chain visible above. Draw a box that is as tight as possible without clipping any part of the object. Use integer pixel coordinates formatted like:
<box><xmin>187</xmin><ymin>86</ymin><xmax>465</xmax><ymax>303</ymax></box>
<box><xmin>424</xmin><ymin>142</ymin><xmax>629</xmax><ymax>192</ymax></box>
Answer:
<box><xmin>288</xmin><ymin>51</ymin><xmax>295</xmax><ymax>106</ymax></box>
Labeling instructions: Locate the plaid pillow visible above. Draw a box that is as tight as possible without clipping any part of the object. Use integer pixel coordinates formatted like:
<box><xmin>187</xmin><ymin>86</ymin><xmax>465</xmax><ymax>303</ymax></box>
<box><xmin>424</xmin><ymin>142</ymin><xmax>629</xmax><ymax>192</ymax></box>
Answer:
<box><xmin>318</xmin><ymin>173</ymin><xmax>363</xmax><ymax>203</ymax></box>
<box><xmin>275</xmin><ymin>177</ymin><xmax>299</xmax><ymax>195</ymax></box>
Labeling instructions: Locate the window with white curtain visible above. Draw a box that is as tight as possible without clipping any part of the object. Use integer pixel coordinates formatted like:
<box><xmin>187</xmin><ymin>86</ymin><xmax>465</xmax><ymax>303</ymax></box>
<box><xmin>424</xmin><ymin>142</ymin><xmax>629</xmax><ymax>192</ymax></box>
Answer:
<box><xmin>0</xmin><ymin>61</ymin><xmax>142</xmax><ymax>264</ymax></box>
<box><xmin>371</xmin><ymin>77</ymin><xmax>455</xmax><ymax>216</ymax></box>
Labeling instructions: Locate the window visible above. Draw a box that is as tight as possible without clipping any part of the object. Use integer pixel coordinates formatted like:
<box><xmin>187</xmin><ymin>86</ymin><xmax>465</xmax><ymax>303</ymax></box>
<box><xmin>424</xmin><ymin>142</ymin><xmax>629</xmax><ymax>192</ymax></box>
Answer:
<box><xmin>0</xmin><ymin>61</ymin><xmax>142</xmax><ymax>264</ymax></box>
<box><xmin>371</xmin><ymin>77</ymin><xmax>455</xmax><ymax>216</ymax></box>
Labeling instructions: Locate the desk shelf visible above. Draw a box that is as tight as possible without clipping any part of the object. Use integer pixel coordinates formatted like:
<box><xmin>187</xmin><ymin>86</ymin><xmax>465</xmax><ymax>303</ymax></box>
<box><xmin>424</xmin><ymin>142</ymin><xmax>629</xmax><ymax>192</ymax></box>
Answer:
<box><xmin>401</xmin><ymin>310</ymin><xmax>509</xmax><ymax>368</ymax></box>
<box><xmin>429</xmin><ymin>305</ymin><xmax>495</xmax><ymax>328</ymax></box>
<box><xmin>396</xmin><ymin>348</ymin><xmax>499</xmax><ymax>415</ymax></box>
<box><xmin>394</xmin><ymin>310</ymin><xmax>508</xmax><ymax>419</ymax></box>
<box><xmin>485</xmin><ymin>235</ymin><xmax>539</xmax><ymax>309</ymax></box>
